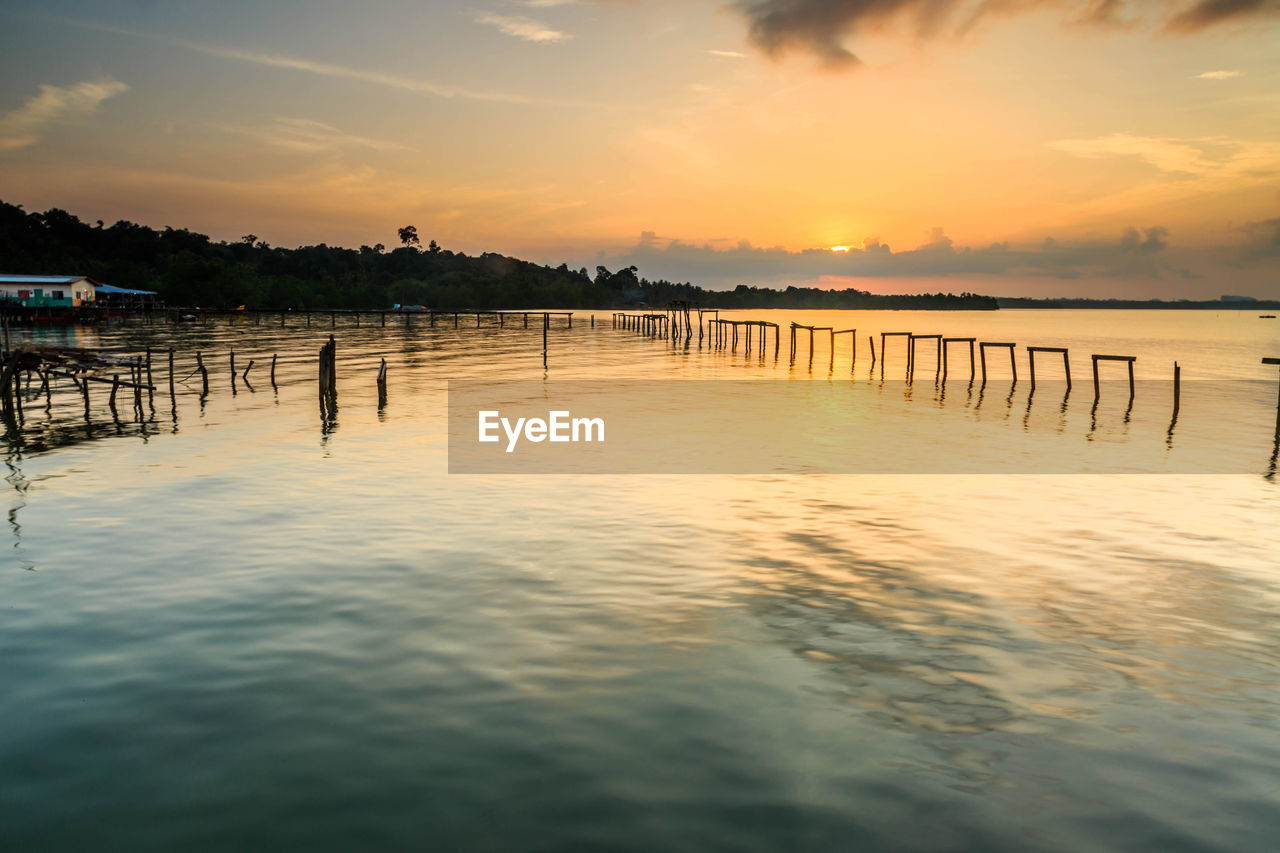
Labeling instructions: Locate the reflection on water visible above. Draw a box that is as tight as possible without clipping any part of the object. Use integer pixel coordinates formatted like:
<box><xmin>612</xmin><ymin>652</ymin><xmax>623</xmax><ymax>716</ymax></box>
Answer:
<box><xmin>1</xmin><ymin>310</ymin><xmax>1279</xmax><ymax>850</ymax></box>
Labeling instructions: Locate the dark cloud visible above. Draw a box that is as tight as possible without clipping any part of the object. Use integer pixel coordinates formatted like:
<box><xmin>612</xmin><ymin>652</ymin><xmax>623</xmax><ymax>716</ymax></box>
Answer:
<box><xmin>732</xmin><ymin>0</ymin><xmax>1280</xmax><ymax>66</ymax></box>
<box><xmin>598</xmin><ymin>225</ymin><xmax>1197</xmax><ymax>286</ymax></box>
<box><xmin>1166</xmin><ymin>0</ymin><xmax>1279</xmax><ymax>32</ymax></box>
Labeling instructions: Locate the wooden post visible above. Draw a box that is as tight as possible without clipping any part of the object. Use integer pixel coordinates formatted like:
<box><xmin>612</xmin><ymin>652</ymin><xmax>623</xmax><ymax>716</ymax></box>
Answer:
<box><xmin>196</xmin><ymin>351</ymin><xmax>209</xmax><ymax>396</ymax></box>
<box><xmin>145</xmin><ymin>348</ymin><xmax>153</xmax><ymax>387</ymax></box>
<box><xmin>543</xmin><ymin>313</ymin><xmax>549</xmax><ymax>369</ymax></box>
<box><xmin>1265</xmin><ymin>358</ymin><xmax>1280</xmax><ymax>434</ymax></box>
<box><xmin>377</xmin><ymin>358</ymin><xmax>387</xmax><ymax>407</ymax></box>
<box><xmin>242</xmin><ymin>360</ymin><xmax>254</xmax><ymax>382</ymax></box>
<box><xmin>1173</xmin><ymin>361</ymin><xmax>1181</xmax><ymax>416</ymax></box>
<box><xmin>109</xmin><ymin>374</ymin><xmax>119</xmax><ymax>409</ymax></box>
<box><xmin>271</xmin><ymin>354</ymin><xmax>278</xmax><ymax>386</ymax></box>
<box><xmin>134</xmin><ymin>357</ymin><xmax>143</xmax><ymax>409</ymax></box>
<box><xmin>1092</xmin><ymin>354</ymin><xmax>1136</xmax><ymax>400</ymax></box>
<box><xmin>168</xmin><ymin>348</ymin><xmax>175</xmax><ymax>396</ymax></box>
<box><xmin>328</xmin><ymin>335</ymin><xmax>337</xmax><ymax>393</ymax></box>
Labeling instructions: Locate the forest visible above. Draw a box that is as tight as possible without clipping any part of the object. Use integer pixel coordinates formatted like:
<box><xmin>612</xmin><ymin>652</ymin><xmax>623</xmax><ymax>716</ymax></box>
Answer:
<box><xmin>0</xmin><ymin>200</ymin><xmax>998</xmax><ymax>311</ymax></box>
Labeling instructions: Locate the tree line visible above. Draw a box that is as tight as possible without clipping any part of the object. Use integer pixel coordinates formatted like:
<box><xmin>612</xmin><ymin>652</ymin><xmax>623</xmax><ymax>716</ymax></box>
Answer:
<box><xmin>0</xmin><ymin>201</ymin><xmax>998</xmax><ymax>311</ymax></box>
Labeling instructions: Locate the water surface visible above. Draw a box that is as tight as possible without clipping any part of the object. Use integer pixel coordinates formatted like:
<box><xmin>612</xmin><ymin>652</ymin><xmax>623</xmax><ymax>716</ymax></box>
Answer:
<box><xmin>2</xmin><ymin>309</ymin><xmax>1279</xmax><ymax>850</ymax></box>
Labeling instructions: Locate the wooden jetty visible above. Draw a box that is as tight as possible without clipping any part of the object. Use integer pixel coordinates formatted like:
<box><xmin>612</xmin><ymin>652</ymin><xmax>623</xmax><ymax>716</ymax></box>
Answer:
<box><xmin>1028</xmin><ymin>346</ymin><xmax>1070</xmax><ymax>391</ymax></box>
<box><xmin>880</xmin><ymin>332</ymin><xmax>911</xmax><ymax>377</ymax></box>
<box><xmin>979</xmin><ymin>342</ymin><xmax>1017</xmax><ymax>383</ymax></box>
<box><xmin>941</xmin><ymin>338</ymin><xmax>976</xmax><ymax>383</ymax></box>
<box><xmin>1092</xmin><ymin>354</ymin><xmax>1135</xmax><ymax>399</ymax></box>
<box><xmin>908</xmin><ymin>334</ymin><xmax>941</xmax><ymax>381</ymax></box>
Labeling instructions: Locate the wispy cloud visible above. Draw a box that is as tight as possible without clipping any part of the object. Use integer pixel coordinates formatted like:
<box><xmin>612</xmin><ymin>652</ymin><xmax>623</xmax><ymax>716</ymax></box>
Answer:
<box><xmin>217</xmin><ymin>117</ymin><xmax>409</xmax><ymax>154</ymax></box>
<box><xmin>58</xmin><ymin>18</ymin><xmax>577</xmax><ymax>105</ymax></box>
<box><xmin>475</xmin><ymin>13</ymin><xmax>572</xmax><ymax>43</ymax></box>
<box><xmin>708</xmin><ymin>50</ymin><xmax>748</xmax><ymax>58</ymax></box>
<box><xmin>1048</xmin><ymin>132</ymin><xmax>1280</xmax><ymax>183</ymax></box>
<box><xmin>1048</xmin><ymin>133</ymin><xmax>1213</xmax><ymax>174</ymax></box>
<box><xmin>0</xmin><ymin>77</ymin><xmax>128</xmax><ymax>152</ymax></box>
<box><xmin>1196</xmin><ymin>69</ymin><xmax>1244</xmax><ymax>79</ymax></box>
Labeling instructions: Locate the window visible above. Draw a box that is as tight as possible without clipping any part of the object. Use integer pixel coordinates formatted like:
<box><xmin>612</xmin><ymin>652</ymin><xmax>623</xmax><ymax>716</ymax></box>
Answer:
<box><xmin>51</xmin><ymin>290</ymin><xmax>64</xmax><ymax>299</ymax></box>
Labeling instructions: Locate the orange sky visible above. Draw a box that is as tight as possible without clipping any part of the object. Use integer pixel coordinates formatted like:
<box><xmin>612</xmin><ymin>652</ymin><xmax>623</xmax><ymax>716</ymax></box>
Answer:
<box><xmin>1</xmin><ymin>1</ymin><xmax>1278</xmax><ymax>295</ymax></box>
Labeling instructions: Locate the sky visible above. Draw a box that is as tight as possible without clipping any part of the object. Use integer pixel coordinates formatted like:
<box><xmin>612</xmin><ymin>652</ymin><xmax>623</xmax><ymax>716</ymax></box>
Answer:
<box><xmin>0</xmin><ymin>0</ymin><xmax>1278</xmax><ymax>297</ymax></box>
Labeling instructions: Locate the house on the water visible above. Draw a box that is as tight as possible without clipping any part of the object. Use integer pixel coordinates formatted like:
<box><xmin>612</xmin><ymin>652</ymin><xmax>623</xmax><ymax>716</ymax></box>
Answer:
<box><xmin>0</xmin><ymin>275</ymin><xmax>98</xmax><ymax>307</ymax></box>
<box><xmin>93</xmin><ymin>282</ymin><xmax>160</xmax><ymax>309</ymax></box>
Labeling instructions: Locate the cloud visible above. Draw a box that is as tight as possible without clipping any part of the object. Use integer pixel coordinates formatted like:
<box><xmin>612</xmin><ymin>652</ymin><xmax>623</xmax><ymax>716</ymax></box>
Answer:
<box><xmin>216</xmin><ymin>117</ymin><xmax>409</xmax><ymax>154</ymax></box>
<box><xmin>1047</xmin><ymin>133</ymin><xmax>1280</xmax><ymax>189</ymax></box>
<box><xmin>0</xmin><ymin>78</ymin><xmax>128</xmax><ymax>152</ymax></box>
<box><xmin>1048</xmin><ymin>133</ymin><xmax>1212</xmax><ymax>174</ymax></box>
<box><xmin>475</xmin><ymin>13</ymin><xmax>572</xmax><ymax>42</ymax></box>
<box><xmin>1196</xmin><ymin>69</ymin><xmax>1244</xmax><ymax>79</ymax></box>
<box><xmin>59</xmin><ymin>19</ymin><xmax>589</xmax><ymax>106</ymax></box>
<box><xmin>730</xmin><ymin>1</ymin><xmax>1280</xmax><ymax>68</ymax></box>
<box><xmin>708</xmin><ymin>49</ymin><xmax>749</xmax><ymax>58</ymax></box>
<box><xmin>1166</xmin><ymin>0</ymin><xmax>1280</xmax><ymax>32</ymax></box>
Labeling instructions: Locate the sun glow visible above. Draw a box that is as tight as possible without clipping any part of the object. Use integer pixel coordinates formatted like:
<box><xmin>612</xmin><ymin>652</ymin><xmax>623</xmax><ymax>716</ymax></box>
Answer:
<box><xmin>830</xmin><ymin>245</ymin><xmax>852</xmax><ymax>252</ymax></box>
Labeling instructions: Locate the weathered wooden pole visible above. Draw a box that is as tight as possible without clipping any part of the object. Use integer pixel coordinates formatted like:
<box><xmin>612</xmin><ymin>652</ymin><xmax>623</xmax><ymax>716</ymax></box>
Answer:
<box><xmin>271</xmin><ymin>354</ymin><xmax>278</xmax><ymax>386</ymax></box>
<box><xmin>543</xmin><ymin>313</ymin><xmax>549</xmax><ymax>369</ymax></box>
<box><xmin>328</xmin><ymin>336</ymin><xmax>337</xmax><ymax>393</ymax></box>
<box><xmin>134</xmin><ymin>357</ymin><xmax>144</xmax><ymax>410</ymax></box>
<box><xmin>145</xmin><ymin>348</ymin><xmax>153</xmax><ymax>387</ymax></box>
<box><xmin>242</xmin><ymin>360</ymin><xmax>254</xmax><ymax>382</ymax></box>
<box><xmin>1263</xmin><ymin>358</ymin><xmax>1280</xmax><ymax>434</ymax></box>
<box><xmin>109</xmin><ymin>374</ymin><xmax>119</xmax><ymax>409</ymax></box>
<box><xmin>377</xmin><ymin>358</ymin><xmax>387</xmax><ymax>407</ymax></box>
<box><xmin>1092</xmin><ymin>354</ymin><xmax>1136</xmax><ymax>400</ymax></box>
<box><xmin>1172</xmin><ymin>361</ymin><xmax>1181</xmax><ymax>416</ymax></box>
<box><xmin>196</xmin><ymin>351</ymin><xmax>209</xmax><ymax>396</ymax></box>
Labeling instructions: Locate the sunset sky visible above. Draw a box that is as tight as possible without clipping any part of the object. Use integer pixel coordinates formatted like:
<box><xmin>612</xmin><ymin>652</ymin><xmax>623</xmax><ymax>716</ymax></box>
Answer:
<box><xmin>1</xmin><ymin>0</ymin><xmax>1278</xmax><ymax>297</ymax></box>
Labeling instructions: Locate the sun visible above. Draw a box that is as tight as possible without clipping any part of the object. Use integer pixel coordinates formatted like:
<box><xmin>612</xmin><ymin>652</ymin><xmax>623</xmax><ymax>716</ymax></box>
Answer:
<box><xmin>830</xmin><ymin>245</ymin><xmax>852</xmax><ymax>252</ymax></box>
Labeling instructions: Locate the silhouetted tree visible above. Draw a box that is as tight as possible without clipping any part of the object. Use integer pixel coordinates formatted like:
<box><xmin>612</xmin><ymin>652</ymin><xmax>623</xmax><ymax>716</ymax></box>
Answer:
<box><xmin>398</xmin><ymin>225</ymin><xmax>420</xmax><ymax>249</ymax></box>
